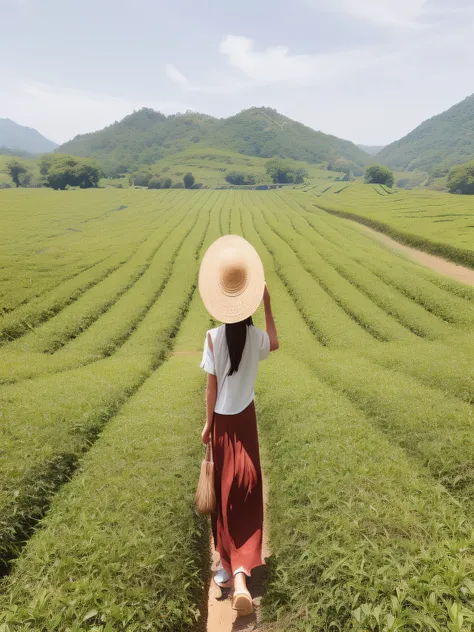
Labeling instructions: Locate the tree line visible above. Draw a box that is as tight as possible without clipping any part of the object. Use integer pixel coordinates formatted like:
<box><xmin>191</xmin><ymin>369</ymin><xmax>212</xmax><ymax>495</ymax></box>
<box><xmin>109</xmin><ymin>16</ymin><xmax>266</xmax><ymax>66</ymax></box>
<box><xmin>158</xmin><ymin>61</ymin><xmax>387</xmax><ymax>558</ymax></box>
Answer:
<box><xmin>4</xmin><ymin>155</ymin><xmax>102</xmax><ymax>190</ymax></box>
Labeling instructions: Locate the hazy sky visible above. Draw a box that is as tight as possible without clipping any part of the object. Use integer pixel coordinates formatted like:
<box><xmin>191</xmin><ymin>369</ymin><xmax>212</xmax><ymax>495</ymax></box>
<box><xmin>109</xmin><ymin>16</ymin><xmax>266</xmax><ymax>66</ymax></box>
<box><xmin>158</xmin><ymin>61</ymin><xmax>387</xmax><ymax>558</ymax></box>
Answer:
<box><xmin>1</xmin><ymin>0</ymin><xmax>474</xmax><ymax>145</ymax></box>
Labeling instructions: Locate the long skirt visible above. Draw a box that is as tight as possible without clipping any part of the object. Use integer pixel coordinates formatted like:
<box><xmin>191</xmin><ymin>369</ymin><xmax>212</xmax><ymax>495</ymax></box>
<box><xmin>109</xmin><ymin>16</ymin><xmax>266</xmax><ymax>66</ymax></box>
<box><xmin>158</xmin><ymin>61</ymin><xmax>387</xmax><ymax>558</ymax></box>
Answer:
<box><xmin>211</xmin><ymin>400</ymin><xmax>264</xmax><ymax>577</ymax></box>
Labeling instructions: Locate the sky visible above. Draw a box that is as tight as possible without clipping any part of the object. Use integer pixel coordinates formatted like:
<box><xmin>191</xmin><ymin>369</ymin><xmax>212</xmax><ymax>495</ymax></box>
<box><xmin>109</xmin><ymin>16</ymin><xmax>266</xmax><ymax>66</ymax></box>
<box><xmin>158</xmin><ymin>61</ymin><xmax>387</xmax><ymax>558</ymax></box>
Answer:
<box><xmin>1</xmin><ymin>0</ymin><xmax>474</xmax><ymax>146</ymax></box>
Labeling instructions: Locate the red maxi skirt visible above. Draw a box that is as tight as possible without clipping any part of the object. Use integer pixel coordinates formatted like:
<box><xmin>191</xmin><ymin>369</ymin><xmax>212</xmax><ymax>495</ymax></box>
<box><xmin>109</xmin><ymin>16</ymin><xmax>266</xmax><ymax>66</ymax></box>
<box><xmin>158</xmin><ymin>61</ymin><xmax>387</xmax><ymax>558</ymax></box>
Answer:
<box><xmin>211</xmin><ymin>400</ymin><xmax>264</xmax><ymax>577</ymax></box>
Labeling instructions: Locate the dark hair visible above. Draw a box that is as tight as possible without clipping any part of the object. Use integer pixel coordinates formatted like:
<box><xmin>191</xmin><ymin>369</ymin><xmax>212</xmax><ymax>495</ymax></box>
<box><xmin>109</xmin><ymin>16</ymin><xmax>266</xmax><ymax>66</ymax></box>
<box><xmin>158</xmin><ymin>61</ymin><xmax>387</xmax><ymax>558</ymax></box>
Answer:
<box><xmin>225</xmin><ymin>317</ymin><xmax>253</xmax><ymax>376</ymax></box>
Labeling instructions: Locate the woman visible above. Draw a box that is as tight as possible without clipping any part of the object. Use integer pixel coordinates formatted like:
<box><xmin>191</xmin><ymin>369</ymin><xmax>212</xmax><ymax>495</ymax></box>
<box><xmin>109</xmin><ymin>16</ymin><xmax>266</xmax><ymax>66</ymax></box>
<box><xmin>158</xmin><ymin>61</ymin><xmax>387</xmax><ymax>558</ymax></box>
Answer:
<box><xmin>198</xmin><ymin>235</ymin><xmax>279</xmax><ymax>616</ymax></box>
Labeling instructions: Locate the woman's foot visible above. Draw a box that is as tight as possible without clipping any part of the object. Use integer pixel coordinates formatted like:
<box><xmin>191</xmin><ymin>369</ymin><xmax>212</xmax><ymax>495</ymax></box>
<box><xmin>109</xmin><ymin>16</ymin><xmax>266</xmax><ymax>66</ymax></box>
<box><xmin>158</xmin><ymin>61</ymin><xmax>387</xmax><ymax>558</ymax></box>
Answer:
<box><xmin>213</xmin><ymin>566</ymin><xmax>233</xmax><ymax>588</ymax></box>
<box><xmin>232</xmin><ymin>572</ymin><xmax>253</xmax><ymax>616</ymax></box>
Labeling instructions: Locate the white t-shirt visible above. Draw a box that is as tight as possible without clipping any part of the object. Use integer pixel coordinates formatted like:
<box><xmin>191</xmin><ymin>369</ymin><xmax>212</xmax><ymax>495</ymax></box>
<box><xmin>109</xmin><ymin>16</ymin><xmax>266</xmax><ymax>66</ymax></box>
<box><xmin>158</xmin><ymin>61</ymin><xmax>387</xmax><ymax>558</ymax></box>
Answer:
<box><xmin>200</xmin><ymin>324</ymin><xmax>270</xmax><ymax>415</ymax></box>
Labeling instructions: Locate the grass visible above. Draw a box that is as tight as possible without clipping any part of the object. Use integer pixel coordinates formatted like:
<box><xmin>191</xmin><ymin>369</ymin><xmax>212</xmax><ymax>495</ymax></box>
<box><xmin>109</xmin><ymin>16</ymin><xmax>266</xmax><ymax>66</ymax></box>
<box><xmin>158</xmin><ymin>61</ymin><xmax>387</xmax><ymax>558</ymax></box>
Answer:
<box><xmin>0</xmin><ymin>188</ymin><xmax>473</xmax><ymax>630</ymax></box>
<box><xmin>309</xmin><ymin>183</ymin><xmax>474</xmax><ymax>268</ymax></box>
<box><xmin>0</xmin><ymin>198</ymin><xmax>209</xmax><ymax>572</ymax></box>
<box><xmin>106</xmin><ymin>147</ymin><xmax>343</xmax><ymax>189</ymax></box>
<box><xmin>0</xmin><ymin>299</ymin><xmax>211</xmax><ymax>631</ymax></box>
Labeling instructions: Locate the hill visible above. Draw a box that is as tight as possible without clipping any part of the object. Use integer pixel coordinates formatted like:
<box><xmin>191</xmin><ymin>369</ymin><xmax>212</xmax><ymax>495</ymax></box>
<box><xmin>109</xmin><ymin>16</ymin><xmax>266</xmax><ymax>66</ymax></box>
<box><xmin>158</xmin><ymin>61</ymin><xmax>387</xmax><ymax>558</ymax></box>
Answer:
<box><xmin>378</xmin><ymin>93</ymin><xmax>474</xmax><ymax>173</ymax></box>
<box><xmin>58</xmin><ymin>107</ymin><xmax>370</xmax><ymax>177</ymax></box>
<box><xmin>357</xmin><ymin>144</ymin><xmax>385</xmax><ymax>156</ymax></box>
<box><xmin>112</xmin><ymin>147</ymin><xmax>343</xmax><ymax>188</ymax></box>
<box><xmin>0</xmin><ymin>119</ymin><xmax>57</xmax><ymax>154</ymax></box>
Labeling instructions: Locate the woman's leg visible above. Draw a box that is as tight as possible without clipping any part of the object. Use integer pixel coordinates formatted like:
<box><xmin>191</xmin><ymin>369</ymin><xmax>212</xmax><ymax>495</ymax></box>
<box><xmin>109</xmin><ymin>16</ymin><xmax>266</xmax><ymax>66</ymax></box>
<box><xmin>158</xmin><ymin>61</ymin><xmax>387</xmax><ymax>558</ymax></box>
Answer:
<box><xmin>233</xmin><ymin>571</ymin><xmax>253</xmax><ymax>615</ymax></box>
<box><xmin>234</xmin><ymin>571</ymin><xmax>248</xmax><ymax>593</ymax></box>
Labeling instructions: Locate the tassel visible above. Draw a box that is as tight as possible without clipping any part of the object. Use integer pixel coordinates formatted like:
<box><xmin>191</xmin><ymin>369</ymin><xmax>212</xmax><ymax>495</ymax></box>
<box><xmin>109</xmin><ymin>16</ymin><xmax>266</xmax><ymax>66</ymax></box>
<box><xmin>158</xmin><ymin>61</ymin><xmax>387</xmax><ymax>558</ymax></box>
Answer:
<box><xmin>195</xmin><ymin>439</ymin><xmax>216</xmax><ymax>514</ymax></box>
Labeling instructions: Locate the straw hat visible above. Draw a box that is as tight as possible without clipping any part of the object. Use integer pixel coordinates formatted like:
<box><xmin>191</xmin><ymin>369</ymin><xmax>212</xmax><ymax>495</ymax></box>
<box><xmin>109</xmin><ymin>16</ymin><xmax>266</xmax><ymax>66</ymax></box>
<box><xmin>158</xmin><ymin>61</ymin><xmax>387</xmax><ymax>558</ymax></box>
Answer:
<box><xmin>198</xmin><ymin>235</ymin><xmax>265</xmax><ymax>324</ymax></box>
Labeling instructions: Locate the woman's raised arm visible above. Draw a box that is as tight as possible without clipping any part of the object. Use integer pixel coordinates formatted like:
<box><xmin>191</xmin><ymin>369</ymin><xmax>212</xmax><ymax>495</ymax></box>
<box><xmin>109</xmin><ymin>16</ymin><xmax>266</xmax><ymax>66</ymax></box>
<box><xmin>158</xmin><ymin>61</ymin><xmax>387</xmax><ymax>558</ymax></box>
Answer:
<box><xmin>263</xmin><ymin>284</ymin><xmax>279</xmax><ymax>351</ymax></box>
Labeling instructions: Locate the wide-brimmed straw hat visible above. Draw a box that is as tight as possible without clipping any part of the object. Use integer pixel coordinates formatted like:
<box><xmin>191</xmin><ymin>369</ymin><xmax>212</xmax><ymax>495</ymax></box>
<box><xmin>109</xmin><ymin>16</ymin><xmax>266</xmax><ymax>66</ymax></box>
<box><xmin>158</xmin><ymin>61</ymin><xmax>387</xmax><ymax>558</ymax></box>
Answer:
<box><xmin>198</xmin><ymin>235</ymin><xmax>265</xmax><ymax>324</ymax></box>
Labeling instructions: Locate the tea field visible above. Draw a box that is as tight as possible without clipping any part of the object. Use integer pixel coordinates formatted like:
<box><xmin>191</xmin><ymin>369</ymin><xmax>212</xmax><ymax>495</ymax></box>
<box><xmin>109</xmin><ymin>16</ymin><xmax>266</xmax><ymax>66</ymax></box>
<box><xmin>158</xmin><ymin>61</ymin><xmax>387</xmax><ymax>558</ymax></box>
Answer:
<box><xmin>0</xmin><ymin>188</ymin><xmax>473</xmax><ymax>631</ymax></box>
<box><xmin>311</xmin><ymin>182</ymin><xmax>474</xmax><ymax>267</ymax></box>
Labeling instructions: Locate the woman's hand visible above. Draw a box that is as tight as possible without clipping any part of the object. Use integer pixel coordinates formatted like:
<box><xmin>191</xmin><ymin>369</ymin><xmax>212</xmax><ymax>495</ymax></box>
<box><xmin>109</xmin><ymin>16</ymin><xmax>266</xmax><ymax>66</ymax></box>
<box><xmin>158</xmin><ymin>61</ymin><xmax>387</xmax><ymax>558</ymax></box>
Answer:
<box><xmin>201</xmin><ymin>424</ymin><xmax>211</xmax><ymax>445</ymax></box>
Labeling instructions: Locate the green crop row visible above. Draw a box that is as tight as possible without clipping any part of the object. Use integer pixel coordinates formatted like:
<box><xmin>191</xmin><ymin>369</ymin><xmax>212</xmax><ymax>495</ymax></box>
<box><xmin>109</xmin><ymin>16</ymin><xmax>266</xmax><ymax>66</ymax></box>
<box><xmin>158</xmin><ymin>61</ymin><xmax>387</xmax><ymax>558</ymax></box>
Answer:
<box><xmin>267</xmin><ymin>194</ymin><xmax>474</xmax><ymax>402</ymax></box>
<box><xmin>0</xmin><ymin>193</ymin><xmax>174</xmax><ymax>344</ymax></box>
<box><xmin>319</xmin><ymin>200</ymin><xmax>474</xmax><ymax>269</ymax></box>
<box><xmin>4</xmin><ymin>197</ymin><xmax>185</xmax><ymax>354</ymax></box>
<box><xmin>312</xmin><ymin>183</ymin><xmax>474</xmax><ymax>268</ymax></box>
<box><xmin>0</xmin><ymin>302</ymin><xmax>210</xmax><ymax>631</ymax></box>
<box><xmin>281</xmin><ymin>193</ymin><xmax>474</xmax><ymax>320</ymax></box>
<box><xmin>299</xmin><ymin>201</ymin><xmax>474</xmax><ymax>329</ymax></box>
<box><xmin>275</xmin><ymin>195</ymin><xmax>452</xmax><ymax>340</ymax></box>
<box><xmin>259</xmin><ymin>197</ymin><xmax>414</xmax><ymax>343</ymax></box>
<box><xmin>240</xmin><ymin>199</ymin><xmax>474</xmax><ymax>506</ymax></box>
<box><xmin>0</xmin><ymin>196</ymin><xmax>227</xmax><ymax>630</ymax></box>
<box><xmin>0</xmin><ymin>190</ymin><xmax>172</xmax><ymax>312</ymax></box>
<box><xmin>247</xmin><ymin>201</ymin><xmax>377</xmax><ymax>350</ymax></box>
<box><xmin>0</xmin><ymin>197</ymin><xmax>206</xmax><ymax>384</ymax></box>
<box><xmin>0</xmin><ymin>203</ymin><xmax>210</xmax><ymax>572</ymax></box>
<box><xmin>235</xmin><ymin>197</ymin><xmax>474</xmax><ymax>630</ymax></box>
<box><xmin>257</xmin><ymin>352</ymin><xmax>474</xmax><ymax>632</ymax></box>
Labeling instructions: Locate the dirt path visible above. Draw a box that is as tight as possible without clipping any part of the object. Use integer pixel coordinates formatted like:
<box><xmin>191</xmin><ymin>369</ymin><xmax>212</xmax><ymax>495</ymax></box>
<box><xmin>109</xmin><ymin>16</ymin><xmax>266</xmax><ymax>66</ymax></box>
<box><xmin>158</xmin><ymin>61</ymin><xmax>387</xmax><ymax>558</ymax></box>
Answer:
<box><xmin>207</xmin><ymin>473</ymin><xmax>270</xmax><ymax>632</ymax></box>
<box><xmin>358</xmin><ymin>224</ymin><xmax>474</xmax><ymax>287</ymax></box>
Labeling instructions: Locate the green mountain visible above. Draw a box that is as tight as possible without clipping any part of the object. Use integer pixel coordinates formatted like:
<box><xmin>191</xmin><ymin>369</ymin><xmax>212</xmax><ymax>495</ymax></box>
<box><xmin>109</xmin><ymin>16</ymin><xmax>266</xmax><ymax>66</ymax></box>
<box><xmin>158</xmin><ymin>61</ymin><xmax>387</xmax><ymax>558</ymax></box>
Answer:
<box><xmin>378</xmin><ymin>94</ymin><xmax>474</xmax><ymax>173</ymax></box>
<box><xmin>357</xmin><ymin>144</ymin><xmax>385</xmax><ymax>156</ymax></box>
<box><xmin>58</xmin><ymin>107</ymin><xmax>370</xmax><ymax>177</ymax></box>
<box><xmin>0</xmin><ymin>118</ymin><xmax>57</xmax><ymax>154</ymax></box>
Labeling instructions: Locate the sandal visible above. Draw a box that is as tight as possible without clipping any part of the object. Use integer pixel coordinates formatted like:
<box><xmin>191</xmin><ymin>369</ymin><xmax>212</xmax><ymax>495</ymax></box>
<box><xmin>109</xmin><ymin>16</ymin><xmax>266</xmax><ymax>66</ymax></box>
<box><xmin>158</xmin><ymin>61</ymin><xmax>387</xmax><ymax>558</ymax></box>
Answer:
<box><xmin>232</xmin><ymin>589</ymin><xmax>253</xmax><ymax>616</ymax></box>
<box><xmin>213</xmin><ymin>567</ymin><xmax>233</xmax><ymax>589</ymax></box>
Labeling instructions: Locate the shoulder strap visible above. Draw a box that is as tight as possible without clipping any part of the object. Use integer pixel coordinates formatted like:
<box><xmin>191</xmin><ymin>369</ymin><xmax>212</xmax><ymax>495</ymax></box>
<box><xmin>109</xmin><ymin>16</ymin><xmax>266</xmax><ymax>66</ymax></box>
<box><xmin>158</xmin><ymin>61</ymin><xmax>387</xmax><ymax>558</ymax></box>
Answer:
<box><xmin>207</xmin><ymin>332</ymin><xmax>213</xmax><ymax>353</ymax></box>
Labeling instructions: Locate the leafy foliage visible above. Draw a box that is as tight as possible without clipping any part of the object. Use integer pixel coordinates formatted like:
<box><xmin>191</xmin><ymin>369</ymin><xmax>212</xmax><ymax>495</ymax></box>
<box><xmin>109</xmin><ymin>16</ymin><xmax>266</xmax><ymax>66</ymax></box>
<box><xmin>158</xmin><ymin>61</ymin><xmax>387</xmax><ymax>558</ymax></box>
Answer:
<box><xmin>265</xmin><ymin>158</ymin><xmax>308</xmax><ymax>184</ymax></box>
<box><xmin>378</xmin><ymin>92</ymin><xmax>474</xmax><ymax>172</ymax></box>
<box><xmin>42</xmin><ymin>155</ymin><xmax>102</xmax><ymax>190</ymax></box>
<box><xmin>365</xmin><ymin>164</ymin><xmax>394</xmax><ymax>187</ymax></box>
<box><xmin>57</xmin><ymin>107</ymin><xmax>370</xmax><ymax>177</ymax></box>
<box><xmin>183</xmin><ymin>172</ymin><xmax>195</xmax><ymax>188</ymax></box>
<box><xmin>225</xmin><ymin>171</ymin><xmax>256</xmax><ymax>185</ymax></box>
<box><xmin>447</xmin><ymin>160</ymin><xmax>474</xmax><ymax>194</ymax></box>
<box><xmin>5</xmin><ymin>158</ymin><xmax>28</xmax><ymax>187</ymax></box>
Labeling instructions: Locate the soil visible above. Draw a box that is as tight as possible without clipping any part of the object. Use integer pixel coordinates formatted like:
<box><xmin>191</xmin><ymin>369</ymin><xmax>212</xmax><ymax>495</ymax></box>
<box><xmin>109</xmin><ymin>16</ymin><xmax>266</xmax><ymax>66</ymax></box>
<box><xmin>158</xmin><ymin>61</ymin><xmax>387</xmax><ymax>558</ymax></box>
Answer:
<box><xmin>358</xmin><ymin>225</ymin><xmax>474</xmax><ymax>287</ymax></box>
<box><xmin>206</xmin><ymin>473</ymin><xmax>270</xmax><ymax>632</ymax></box>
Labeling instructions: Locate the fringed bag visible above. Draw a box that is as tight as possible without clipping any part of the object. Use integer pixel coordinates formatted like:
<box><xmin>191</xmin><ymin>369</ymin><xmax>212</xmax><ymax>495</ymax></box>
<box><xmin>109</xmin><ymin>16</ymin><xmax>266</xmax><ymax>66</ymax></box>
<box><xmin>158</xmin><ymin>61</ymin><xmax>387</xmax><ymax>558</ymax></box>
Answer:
<box><xmin>195</xmin><ymin>438</ymin><xmax>216</xmax><ymax>514</ymax></box>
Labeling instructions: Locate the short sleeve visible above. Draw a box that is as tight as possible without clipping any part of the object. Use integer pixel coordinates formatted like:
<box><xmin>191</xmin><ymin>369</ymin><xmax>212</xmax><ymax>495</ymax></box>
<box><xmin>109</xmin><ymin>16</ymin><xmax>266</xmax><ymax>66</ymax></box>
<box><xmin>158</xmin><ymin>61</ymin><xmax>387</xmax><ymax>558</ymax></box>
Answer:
<box><xmin>200</xmin><ymin>330</ymin><xmax>216</xmax><ymax>375</ymax></box>
<box><xmin>258</xmin><ymin>329</ymin><xmax>271</xmax><ymax>361</ymax></box>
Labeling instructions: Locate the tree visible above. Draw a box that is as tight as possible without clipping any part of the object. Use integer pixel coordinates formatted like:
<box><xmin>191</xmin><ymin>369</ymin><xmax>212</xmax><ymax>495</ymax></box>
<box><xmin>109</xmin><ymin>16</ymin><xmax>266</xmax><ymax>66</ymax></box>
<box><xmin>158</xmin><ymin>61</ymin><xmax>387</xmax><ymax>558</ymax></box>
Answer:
<box><xmin>265</xmin><ymin>158</ymin><xmax>308</xmax><ymax>184</ymax></box>
<box><xmin>148</xmin><ymin>177</ymin><xmax>162</xmax><ymax>189</ymax></box>
<box><xmin>47</xmin><ymin>165</ymin><xmax>75</xmax><ymax>190</ymax></box>
<box><xmin>39</xmin><ymin>154</ymin><xmax>57</xmax><ymax>176</ymax></box>
<box><xmin>18</xmin><ymin>172</ymin><xmax>32</xmax><ymax>187</ymax></box>
<box><xmin>133</xmin><ymin>170</ymin><xmax>152</xmax><ymax>187</ymax></box>
<box><xmin>225</xmin><ymin>171</ymin><xmax>256</xmax><ymax>185</ymax></box>
<box><xmin>6</xmin><ymin>159</ymin><xmax>28</xmax><ymax>187</ymax></box>
<box><xmin>293</xmin><ymin>167</ymin><xmax>308</xmax><ymax>184</ymax></box>
<box><xmin>365</xmin><ymin>164</ymin><xmax>394</xmax><ymax>187</ymax></box>
<box><xmin>183</xmin><ymin>172</ymin><xmax>195</xmax><ymax>188</ymax></box>
<box><xmin>265</xmin><ymin>158</ymin><xmax>291</xmax><ymax>183</ymax></box>
<box><xmin>447</xmin><ymin>161</ymin><xmax>474</xmax><ymax>194</ymax></box>
<box><xmin>45</xmin><ymin>156</ymin><xmax>102</xmax><ymax>190</ymax></box>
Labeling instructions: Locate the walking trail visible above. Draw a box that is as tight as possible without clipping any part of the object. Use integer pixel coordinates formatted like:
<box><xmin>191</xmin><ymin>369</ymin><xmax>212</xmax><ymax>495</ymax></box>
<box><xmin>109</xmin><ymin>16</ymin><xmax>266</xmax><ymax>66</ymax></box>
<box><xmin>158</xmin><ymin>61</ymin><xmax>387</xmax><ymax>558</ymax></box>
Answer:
<box><xmin>358</xmin><ymin>224</ymin><xmax>474</xmax><ymax>287</ymax></box>
<box><xmin>206</xmin><ymin>474</ymin><xmax>270</xmax><ymax>632</ymax></box>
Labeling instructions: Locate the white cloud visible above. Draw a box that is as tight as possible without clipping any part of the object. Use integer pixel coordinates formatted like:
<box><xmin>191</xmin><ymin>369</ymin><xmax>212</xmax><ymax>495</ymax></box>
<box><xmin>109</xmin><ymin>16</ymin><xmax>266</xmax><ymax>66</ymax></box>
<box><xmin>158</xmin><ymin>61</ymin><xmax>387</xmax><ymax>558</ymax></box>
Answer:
<box><xmin>218</xmin><ymin>35</ymin><xmax>376</xmax><ymax>86</ymax></box>
<box><xmin>0</xmin><ymin>81</ymin><xmax>192</xmax><ymax>143</ymax></box>
<box><xmin>165</xmin><ymin>64</ymin><xmax>190</xmax><ymax>87</ymax></box>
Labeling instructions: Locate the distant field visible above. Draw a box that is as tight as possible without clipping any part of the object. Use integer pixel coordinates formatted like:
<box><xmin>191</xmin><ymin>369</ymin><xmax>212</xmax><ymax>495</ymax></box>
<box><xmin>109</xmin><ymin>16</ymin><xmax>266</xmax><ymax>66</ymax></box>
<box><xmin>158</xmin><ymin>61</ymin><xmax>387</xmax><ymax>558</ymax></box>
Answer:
<box><xmin>312</xmin><ymin>182</ymin><xmax>474</xmax><ymax>267</ymax></box>
<box><xmin>0</xmin><ymin>188</ymin><xmax>473</xmax><ymax>631</ymax></box>
<box><xmin>103</xmin><ymin>147</ymin><xmax>342</xmax><ymax>188</ymax></box>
